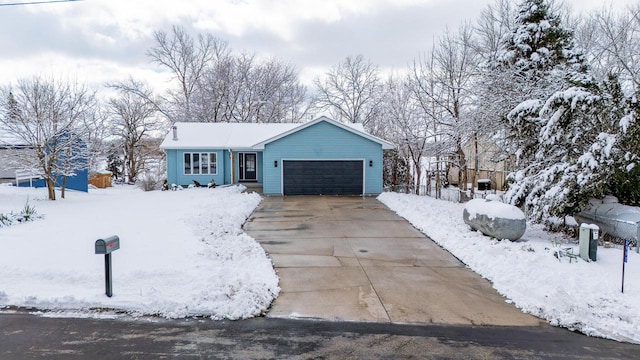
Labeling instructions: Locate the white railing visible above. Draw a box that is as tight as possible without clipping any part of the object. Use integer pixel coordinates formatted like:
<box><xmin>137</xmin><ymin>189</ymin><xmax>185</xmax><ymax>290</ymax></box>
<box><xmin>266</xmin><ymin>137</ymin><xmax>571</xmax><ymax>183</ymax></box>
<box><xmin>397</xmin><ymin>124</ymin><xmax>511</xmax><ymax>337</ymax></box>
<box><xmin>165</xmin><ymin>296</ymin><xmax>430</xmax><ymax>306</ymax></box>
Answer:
<box><xmin>15</xmin><ymin>169</ymin><xmax>39</xmax><ymax>187</ymax></box>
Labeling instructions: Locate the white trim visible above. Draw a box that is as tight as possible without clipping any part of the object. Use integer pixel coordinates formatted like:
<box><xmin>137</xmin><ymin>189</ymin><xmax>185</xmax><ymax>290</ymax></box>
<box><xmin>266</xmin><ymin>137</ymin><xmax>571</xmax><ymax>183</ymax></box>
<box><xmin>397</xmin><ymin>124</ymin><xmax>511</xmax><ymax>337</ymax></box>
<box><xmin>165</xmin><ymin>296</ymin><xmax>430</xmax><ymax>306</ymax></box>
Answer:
<box><xmin>15</xmin><ymin>169</ymin><xmax>39</xmax><ymax>187</ymax></box>
<box><xmin>238</xmin><ymin>152</ymin><xmax>258</xmax><ymax>181</ymax></box>
<box><xmin>253</xmin><ymin>116</ymin><xmax>395</xmax><ymax>150</ymax></box>
<box><xmin>280</xmin><ymin>158</ymin><xmax>366</xmax><ymax>196</ymax></box>
<box><xmin>183</xmin><ymin>151</ymin><xmax>218</xmax><ymax>176</ymax></box>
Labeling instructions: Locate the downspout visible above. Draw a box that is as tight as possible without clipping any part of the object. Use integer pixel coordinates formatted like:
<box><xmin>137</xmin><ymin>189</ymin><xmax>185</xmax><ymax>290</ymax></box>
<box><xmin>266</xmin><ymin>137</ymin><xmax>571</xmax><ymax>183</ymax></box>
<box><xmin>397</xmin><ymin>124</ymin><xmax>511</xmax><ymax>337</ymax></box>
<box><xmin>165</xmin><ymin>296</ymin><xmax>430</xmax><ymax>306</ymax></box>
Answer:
<box><xmin>229</xmin><ymin>149</ymin><xmax>234</xmax><ymax>184</ymax></box>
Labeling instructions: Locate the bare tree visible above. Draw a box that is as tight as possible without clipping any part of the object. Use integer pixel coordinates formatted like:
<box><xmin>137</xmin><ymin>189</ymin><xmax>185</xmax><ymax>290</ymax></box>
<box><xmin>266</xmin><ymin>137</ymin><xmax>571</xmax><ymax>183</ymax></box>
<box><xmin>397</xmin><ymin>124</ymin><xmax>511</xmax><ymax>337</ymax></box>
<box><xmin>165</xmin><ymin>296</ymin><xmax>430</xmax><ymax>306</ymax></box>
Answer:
<box><xmin>108</xmin><ymin>85</ymin><xmax>162</xmax><ymax>183</ymax></box>
<box><xmin>192</xmin><ymin>52</ymin><xmax>237</xmax><ymax>123</ymax></box>
<box><xmin>227</xmin><ymin>55</ymin><xmax>309</xmax><ymax>123</ymax></box>
<box><xmin>118</xmin><ymin>27</ymin><xmax>310</xmax><ymax>124</ymax></box>
<box><xmin>83</xmin><ymin>107</ymin><xmax>109</xmax><ymax>175</ymax></box>
<box><xmin>314</xmin><ymin>55</ymin><xmax>383</xmax><ymax>127</ymax></box>
<box><xmin>148</xmin><ymin>25</ymin><xmax>229</xmax><ymax>123</ymax></box>
<box><xmin>577</xmin><ymin>4</ymin><xmax>640</xmax><ymax>88</ymax></box>
<box><xmin>409</xmin><ymin>24</ymin><xmax>478</xmax><ymax>198</ymax></box>
<box><xmin>381</xmin><ymin>76</ymin><xmax>429</xmax><ymax>194</ymax></box>
<box><xmin>0</xmin><ymin>76</ymin><xmax>98</xmax><ymax>200</ymax></box>
<box><xmin>474</xmin><ymin>0</ymin><xmax>514</xmax><ymax>62</ymax></box>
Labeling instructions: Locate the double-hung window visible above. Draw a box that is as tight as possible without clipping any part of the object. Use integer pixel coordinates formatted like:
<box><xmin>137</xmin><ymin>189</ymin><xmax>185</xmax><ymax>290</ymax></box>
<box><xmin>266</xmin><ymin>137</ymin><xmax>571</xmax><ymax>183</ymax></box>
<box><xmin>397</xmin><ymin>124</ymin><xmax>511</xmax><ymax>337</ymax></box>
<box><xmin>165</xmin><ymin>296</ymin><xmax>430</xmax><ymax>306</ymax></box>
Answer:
<box><xmin>184</xmin><ymin>152</ymin><xmax>217</xmax><ymax>175</ymax></box>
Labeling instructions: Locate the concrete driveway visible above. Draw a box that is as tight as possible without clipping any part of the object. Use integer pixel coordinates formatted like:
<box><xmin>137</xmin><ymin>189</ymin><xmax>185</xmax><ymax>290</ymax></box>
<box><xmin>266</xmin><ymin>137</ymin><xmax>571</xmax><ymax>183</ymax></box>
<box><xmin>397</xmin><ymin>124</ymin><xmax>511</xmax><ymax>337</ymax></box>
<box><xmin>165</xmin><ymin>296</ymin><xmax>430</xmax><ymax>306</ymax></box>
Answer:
<box><xmin>244</xmin><ymin>196</ymin><xmax>541</xmax><ymax>326</ymax></box>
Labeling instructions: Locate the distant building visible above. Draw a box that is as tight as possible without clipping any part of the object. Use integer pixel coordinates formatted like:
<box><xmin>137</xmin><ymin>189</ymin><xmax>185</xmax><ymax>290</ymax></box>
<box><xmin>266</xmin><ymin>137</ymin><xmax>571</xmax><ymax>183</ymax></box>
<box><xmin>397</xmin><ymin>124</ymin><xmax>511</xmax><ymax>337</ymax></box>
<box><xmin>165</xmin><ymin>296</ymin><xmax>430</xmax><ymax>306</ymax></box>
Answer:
<box><xmin>0</xmin><ymin>129</ymin><xmax>88</xmax><ymax>192</ymax></box>
<box><xmin>448</xmin><ymin>135</ymin><xmax>514</xmax><ymax>191</ymax></box>
<box><xmin>0</xmin><ymin>130</ymin><xmax>32</xmax><ymax>183</ymax></box>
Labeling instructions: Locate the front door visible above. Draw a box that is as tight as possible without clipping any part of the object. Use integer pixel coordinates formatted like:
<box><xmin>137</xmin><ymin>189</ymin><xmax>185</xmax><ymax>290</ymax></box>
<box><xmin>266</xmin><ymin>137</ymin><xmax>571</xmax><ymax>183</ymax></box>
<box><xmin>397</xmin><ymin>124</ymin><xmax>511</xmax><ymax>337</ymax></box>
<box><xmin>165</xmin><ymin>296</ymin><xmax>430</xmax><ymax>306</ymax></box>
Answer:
<box><xmin>239</xmin><ymin>153</ymin><xmax>257</xmax><ymax>181</ymax></box>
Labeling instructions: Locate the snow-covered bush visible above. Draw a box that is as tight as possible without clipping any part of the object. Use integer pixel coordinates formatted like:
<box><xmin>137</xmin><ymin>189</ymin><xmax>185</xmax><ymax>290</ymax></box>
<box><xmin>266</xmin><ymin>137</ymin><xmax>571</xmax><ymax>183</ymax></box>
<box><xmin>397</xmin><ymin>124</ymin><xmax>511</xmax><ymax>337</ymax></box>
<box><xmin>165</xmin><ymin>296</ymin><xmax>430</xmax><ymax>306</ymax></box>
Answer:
<box><xmin>138</xmin><ymin>163</ymin><xmax>166</xmax><ymax>192</ymax></box>
<box><xmin>138</xmin><ymin>173</ymin><xmax>163</xmax><ymax>191</ymax></box>
<box><xmin>0</xmin><ymin>200</ymin><xmax>43</xmax><ymax>228</ymax></box>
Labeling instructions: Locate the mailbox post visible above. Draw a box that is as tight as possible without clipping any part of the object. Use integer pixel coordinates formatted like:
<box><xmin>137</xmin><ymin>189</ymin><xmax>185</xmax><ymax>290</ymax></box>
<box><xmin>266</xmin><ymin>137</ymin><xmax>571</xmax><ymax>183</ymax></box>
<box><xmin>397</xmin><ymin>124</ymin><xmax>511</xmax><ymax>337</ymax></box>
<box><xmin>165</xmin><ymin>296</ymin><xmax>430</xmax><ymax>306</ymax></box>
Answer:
<box><xmin>95</xmin><ymin>236</ymin><xmax>120</xmax><ymax>297</ymax></box>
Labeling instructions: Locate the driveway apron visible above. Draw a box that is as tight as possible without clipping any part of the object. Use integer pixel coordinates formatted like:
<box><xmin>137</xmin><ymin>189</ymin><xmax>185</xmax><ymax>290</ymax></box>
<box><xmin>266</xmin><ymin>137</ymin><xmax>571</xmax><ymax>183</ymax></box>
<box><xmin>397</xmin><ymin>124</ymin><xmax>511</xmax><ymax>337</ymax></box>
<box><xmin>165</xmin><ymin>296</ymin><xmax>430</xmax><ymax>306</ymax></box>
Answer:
<box><xmin>244</xmin><ymin>196</ymin><xmax>541</xmax><ymax>326</ymax></box>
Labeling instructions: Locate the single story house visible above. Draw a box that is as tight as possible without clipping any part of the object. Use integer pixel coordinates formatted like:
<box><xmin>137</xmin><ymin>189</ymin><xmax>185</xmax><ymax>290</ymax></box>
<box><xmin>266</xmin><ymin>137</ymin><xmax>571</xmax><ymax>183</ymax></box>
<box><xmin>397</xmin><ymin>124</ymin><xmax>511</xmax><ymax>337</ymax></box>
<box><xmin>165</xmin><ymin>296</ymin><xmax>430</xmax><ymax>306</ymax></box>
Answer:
<box><xmin>0</xmin><ymin>129</ymin><xmax>88</xmax><ymax>192</ymax></box>
<box><xmin>160</xmin><ymin>116</ymin><xmax>395</xmax><ymax>195</ymax></box>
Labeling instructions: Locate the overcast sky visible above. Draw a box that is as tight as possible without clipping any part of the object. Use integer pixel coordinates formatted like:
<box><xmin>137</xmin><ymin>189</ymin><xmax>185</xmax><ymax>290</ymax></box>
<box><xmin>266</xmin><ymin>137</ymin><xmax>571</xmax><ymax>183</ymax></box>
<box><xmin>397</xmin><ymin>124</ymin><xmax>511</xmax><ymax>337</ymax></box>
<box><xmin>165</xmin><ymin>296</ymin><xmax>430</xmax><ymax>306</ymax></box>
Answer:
<box><xmin>0</xmin><ymin>0</ymin><xmax>634</xmax><ymax>92</ymax></box>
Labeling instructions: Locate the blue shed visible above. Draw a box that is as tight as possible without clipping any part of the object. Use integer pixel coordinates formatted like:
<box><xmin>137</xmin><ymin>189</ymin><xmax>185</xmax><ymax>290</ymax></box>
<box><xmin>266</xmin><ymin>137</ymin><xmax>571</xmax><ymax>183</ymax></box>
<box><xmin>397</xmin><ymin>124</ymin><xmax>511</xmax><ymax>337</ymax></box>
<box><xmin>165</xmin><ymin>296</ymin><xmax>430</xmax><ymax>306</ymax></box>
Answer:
<box><xmin>7</xmin><ymin>131</ymin><xmax>89</xmax><ymax>193</ymax></box>
<box><xmin>160</xmin><ymin>117</ymin><xmax>394</xmax><ymax>195</ymax></box>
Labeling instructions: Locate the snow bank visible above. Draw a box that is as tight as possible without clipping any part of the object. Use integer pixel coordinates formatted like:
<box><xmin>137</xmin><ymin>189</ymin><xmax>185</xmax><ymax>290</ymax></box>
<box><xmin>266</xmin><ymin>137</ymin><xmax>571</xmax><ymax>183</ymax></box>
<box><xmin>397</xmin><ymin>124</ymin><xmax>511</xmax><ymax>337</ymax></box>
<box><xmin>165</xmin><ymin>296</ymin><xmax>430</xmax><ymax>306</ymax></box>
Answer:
<box><xmin>0</xmin><ymin>184</ymin><xmax>279</xmax><ymax>320</ymax></box>
<box><xmin>378</xmin><ymin>192</ymin><xmax>639</xmax><ymax>344</ymax></box>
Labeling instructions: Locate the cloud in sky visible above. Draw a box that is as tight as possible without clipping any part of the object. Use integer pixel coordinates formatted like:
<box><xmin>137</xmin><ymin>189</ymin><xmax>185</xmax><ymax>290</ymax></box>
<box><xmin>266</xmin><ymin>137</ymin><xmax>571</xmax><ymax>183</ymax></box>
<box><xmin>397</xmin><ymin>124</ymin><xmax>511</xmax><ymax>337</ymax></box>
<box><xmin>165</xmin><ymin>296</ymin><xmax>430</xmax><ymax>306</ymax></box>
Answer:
<box><xmin>0</xmin><ymin>0</ymin><xmax>634</xmax><ymax>90</ymax></box>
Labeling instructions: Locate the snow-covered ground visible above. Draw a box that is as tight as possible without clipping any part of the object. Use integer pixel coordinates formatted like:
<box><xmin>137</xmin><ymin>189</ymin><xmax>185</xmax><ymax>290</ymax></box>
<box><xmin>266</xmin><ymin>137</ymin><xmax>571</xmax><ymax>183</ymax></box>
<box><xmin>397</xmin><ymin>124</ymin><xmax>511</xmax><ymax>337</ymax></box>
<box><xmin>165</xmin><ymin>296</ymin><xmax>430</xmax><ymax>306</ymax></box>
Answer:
<box><xmin>378</xmin><ymin>192</ymin><xmax>640</xmax><ymax>344</ymax></box>
<box><xmin>0</xmin><ymin>184</ymin><xmax>279</xmax><ymax>320</ymax></box>
<box><xmin>2</xmin><ymin>183</ymin><xmax>638</xmax><ymax>344</ymax></box>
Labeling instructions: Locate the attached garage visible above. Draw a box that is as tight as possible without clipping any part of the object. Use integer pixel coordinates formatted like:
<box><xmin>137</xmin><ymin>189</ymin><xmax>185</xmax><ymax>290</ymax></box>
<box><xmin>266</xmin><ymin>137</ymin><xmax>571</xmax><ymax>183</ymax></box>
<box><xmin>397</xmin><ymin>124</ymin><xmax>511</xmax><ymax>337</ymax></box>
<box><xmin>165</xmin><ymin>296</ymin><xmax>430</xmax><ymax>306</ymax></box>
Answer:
<box><xmin>256</xmin><ymin>117</ymin><xmax>395</xmax><ymax>196</ymax></box>
<box><xmin>283</xmin><ymin>160</ymin><xmax>364</xmax><ymax>195</ymax></box>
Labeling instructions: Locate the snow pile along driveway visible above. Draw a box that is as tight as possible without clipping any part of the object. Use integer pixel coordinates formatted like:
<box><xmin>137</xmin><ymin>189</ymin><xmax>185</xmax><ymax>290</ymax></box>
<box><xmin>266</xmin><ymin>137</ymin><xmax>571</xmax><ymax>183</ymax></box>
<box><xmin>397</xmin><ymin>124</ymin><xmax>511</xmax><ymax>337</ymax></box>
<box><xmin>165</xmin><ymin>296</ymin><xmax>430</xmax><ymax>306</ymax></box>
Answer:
<box><xmin>378</xmin><ymin>192</ymin><xmax>639</xmax><ymax>344</ymax></box>
<box><xmin>0</xmin><ymin>185</ymin><xmax>279</xmax><ymax>320</ymax></box>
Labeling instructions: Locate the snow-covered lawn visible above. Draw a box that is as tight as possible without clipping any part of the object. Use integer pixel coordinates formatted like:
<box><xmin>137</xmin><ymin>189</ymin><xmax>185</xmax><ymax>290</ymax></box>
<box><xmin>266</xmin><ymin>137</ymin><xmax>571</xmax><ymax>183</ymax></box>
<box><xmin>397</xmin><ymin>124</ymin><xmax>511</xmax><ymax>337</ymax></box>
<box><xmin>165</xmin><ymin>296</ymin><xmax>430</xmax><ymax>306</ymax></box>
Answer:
<box><xmin>0</xmin><ymin>184</ymin><xmax>279</xmax><ymax>320</ymax></box>
<box><xmin>379</xmin><ymin>192</ymin><xmax>640</xmax><ymax>344</ymax></box>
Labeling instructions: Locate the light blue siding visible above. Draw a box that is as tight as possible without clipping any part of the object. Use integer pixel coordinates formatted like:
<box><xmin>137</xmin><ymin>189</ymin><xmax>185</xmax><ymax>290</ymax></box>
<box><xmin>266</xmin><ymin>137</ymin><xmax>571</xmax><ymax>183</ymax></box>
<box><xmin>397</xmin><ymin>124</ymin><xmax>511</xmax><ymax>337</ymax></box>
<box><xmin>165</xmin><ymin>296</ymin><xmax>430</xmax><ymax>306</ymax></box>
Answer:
<box><xmin>224</xmin><ymin>150</ymin><xmax>231</xmax><ymax>184</ymax></box>
<box><xmin>166</xmin><ymin>149</ymin><xmax>264</xmax><ymax>186</ymax></box>
<box><xmin>257</xmin><ymin>152</ymin><xmax>264</xmax><ymax>183</ymax></box>
<box><xmin>165</xmin><ymin>149</ymin><xmax>225</xmax><ymax>187</ymax></box>
<box><xmin>165</xmin><ymin>149</ymin><xmax>179</xmax><ymax>185</ymax></box>
<box><xmin>262</xmin><ymin>121</ymin><xmax>383</xmax><ymax>195</ymax></box>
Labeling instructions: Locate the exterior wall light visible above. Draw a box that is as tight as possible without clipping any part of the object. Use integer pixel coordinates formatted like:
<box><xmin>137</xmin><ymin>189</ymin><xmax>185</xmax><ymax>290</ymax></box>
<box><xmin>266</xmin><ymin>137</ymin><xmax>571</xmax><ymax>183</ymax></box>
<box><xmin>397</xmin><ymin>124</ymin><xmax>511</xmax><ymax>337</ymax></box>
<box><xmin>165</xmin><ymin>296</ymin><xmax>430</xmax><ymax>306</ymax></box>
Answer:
<box><xmin>274</xmin><ymin>160</ymin><xmax>278</xmax><ymax>167</ymax></box>
<box><xmin>369</xmin><ymin>160</ymin><xmax>373</xmax><ymax>167</ymax></box>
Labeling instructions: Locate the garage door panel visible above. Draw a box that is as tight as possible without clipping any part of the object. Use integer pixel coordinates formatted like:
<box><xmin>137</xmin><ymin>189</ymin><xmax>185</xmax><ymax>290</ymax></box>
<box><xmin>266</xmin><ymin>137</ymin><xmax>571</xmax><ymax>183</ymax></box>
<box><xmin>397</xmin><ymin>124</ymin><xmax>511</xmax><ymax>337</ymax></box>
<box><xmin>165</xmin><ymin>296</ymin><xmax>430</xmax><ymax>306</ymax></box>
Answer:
<box><xmin>283</xmin><ymin>160</ymin><xmax>363</xmax><ymax>195</ymax></box>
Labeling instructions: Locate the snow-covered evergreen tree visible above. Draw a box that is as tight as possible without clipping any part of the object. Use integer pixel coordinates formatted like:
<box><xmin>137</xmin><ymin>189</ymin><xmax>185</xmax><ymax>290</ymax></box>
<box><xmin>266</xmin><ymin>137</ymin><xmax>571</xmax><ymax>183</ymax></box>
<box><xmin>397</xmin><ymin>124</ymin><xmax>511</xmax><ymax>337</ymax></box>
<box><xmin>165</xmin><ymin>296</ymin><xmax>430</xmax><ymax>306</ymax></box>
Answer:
<box><xmin>498</xmin><ymin>0</ymin><xmax>576</xmax><ymax>165</ymax></box>
<box><xmin>498</xmin><ymin>0</ymin><xmax>640</xmax><ymax>222</ymax></box>
<box><xmin>506</xmin><ymin>74</ymin><xmax>623</xmax><ymax>221</ymax></box>
<box><xmin>609</xmin><ymin>89</ymin><xmax>640</xmax><ymax>205</ymax></box>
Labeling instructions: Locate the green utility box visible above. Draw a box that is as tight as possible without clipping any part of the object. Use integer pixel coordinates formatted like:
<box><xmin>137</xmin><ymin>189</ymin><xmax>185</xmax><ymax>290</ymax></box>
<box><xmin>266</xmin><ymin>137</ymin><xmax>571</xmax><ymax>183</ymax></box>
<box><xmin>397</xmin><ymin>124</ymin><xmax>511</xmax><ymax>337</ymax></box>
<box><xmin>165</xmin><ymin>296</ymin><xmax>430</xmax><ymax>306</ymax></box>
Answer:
<box><xmin>579</xmin><ymin>224</ymin><xmax>599</xmax><ymax>262</ymax></box>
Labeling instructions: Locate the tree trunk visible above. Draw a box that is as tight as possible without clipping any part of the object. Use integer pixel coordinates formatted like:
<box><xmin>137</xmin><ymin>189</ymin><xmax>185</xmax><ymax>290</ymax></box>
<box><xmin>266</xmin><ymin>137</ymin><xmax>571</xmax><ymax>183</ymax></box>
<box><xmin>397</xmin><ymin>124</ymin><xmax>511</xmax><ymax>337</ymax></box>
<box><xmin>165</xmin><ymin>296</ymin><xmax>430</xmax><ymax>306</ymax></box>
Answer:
<box><xmin>457</xmin><ymin>142</ymin><xmax>467</xmax><ymax>202</ymax></box>
<box><xmin>470</xmin><ymin>132</ymin><xmax>478</xmax><ymax>198</ymax></box>
<box><xmin>405</xmin><ymin>165</ymin><xmax>412</xmax><ymax>194</ymax></box>
<box><xmin>46</xmin><ymin>178</ymin><xmax>56</xmax><ymax>201</ymax></box>
<box><xmin>435</xmin><ymin>156</ymin><xmax>441</xmax><ymax>199</ymax></box>
<box><xmin>61</xmin><ymin>175</ymin><xmax>67</xmax><ymax>199</ymax></box>
<box><xmin>415</xmin><ymin>166</ymin><xmax>421</xmax><ymax>195</ymax></box>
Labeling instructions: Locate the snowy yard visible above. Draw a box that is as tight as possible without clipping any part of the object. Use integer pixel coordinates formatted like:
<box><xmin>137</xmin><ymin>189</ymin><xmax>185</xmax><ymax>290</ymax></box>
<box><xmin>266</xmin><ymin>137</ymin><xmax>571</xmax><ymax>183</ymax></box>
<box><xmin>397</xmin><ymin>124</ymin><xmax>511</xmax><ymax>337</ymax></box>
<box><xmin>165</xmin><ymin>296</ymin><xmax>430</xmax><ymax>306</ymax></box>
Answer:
<box><xmin>379</xmin><ymin>192</ymin><xmax>640</xmax><ymax>344</ymax></box>
<box><xmin>1</xmin><ymin>183</ymin><xmax>638</xmax><ymax>344</ymax></box>
<box><xmin>0</xmin><ymin>184</ymin><xmax>279</xmax><ymax>320</ymax></box>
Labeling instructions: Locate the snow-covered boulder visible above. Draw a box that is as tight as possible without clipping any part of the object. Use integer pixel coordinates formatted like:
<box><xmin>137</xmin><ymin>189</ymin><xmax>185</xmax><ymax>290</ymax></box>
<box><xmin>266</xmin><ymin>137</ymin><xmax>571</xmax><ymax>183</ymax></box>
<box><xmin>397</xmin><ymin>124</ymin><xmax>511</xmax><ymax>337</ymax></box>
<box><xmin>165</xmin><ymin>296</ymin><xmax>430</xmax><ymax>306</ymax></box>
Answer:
<box><xmin>463</xmin><ymin>199</ymin><xmax>526</xmax><ymax>241</ymax></box>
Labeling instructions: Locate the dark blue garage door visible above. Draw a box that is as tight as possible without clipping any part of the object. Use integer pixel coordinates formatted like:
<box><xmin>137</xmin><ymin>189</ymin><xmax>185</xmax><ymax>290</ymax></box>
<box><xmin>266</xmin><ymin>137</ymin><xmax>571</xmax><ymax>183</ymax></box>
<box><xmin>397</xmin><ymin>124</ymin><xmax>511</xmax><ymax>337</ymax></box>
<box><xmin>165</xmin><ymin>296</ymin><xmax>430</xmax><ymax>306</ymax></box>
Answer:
<box><xmin>283</xmin><ymin>160</ymin><xmax>363</xmax><ymax>195</ymax></box>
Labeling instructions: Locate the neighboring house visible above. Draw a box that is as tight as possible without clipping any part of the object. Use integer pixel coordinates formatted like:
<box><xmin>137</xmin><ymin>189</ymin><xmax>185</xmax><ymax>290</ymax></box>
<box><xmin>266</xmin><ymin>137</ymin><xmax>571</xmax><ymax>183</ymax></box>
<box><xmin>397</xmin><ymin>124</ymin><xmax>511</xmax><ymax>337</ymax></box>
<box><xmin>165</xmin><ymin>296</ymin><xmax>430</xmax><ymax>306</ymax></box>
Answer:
<box><xmin>160</xmin><ymin>116</ymin><xmax>395</xmax><ymax>195</ymax></box>
<box><xmin>448</xmin><ymin>135</ymin><xmax>514</xmax><ymax>191</ymax></box>
<box><xmin>0</xmin><ymin>130</ymin><xmax>32</xmax><ymax>183</ymax></box>
<box><xmin>0</xmin><ymin>129</ymin><xmax>88</xmax><ymax>192</ymax></box>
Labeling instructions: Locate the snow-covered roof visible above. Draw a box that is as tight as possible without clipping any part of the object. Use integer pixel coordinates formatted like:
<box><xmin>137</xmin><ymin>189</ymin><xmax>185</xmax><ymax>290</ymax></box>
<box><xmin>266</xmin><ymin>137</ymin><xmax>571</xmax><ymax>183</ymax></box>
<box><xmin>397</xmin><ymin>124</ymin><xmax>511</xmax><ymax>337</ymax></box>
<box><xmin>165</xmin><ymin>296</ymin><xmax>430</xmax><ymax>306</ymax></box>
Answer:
<box><xmin>160</xmin><ymin>122</ymin><xmax>299</xmax><ymax>150</ymax></box>
<box><xmin>160</xmin><ymin>117</ymin><xmax>395</xmax><ymax>150</ymax></box>
<box><xmin>0</xmin><ymin>129</ymin><xmax>27</xmax><ymax>146</ymax></box>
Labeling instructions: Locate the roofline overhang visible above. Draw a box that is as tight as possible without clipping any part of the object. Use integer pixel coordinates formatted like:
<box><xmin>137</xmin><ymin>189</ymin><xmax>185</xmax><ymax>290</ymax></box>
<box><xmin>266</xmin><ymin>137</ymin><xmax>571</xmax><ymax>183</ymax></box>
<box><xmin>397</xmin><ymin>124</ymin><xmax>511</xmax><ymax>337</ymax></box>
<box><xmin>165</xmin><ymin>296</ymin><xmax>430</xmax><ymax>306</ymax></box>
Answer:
<box><xmin>252</xmin><ymin>116</ymin><xmax>395</xmax><ymax>150</ymax></box>
<box><xmin>159</xmin><ymin>145</ymin><xmax>263</xmax><ymax>151</ymax></box>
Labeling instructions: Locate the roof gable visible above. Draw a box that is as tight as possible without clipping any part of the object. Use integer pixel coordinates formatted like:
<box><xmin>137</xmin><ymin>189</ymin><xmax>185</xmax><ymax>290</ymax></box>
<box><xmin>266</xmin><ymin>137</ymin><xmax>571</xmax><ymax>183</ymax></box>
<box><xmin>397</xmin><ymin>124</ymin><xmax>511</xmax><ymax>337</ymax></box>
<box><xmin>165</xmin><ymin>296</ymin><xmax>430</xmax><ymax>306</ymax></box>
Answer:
<box><xmin>252</xmin><ymin>116</ymin><xmax>395</xmax><ymax>150</ymax></box>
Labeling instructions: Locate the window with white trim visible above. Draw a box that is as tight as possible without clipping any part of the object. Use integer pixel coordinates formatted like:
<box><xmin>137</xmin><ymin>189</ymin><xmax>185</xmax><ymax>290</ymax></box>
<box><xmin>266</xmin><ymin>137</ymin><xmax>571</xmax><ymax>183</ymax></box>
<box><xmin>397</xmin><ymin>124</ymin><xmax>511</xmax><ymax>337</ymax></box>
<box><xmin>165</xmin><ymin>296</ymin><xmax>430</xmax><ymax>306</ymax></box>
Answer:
<box><xmin>184</xmin><ymin>152</ymin><xmax>217</xmax><ymax>175</ymax></box>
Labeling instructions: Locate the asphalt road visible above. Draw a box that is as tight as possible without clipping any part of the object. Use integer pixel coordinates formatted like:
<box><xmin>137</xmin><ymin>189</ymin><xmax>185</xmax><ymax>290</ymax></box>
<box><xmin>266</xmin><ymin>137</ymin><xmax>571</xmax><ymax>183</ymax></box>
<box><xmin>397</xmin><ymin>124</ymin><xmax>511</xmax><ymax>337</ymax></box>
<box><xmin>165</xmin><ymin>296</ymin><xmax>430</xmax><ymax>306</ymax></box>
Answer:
<box><xmin>1</xmin><ymin>311</ymin><xmax>639</xmax><ymax>359</ymax></box>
